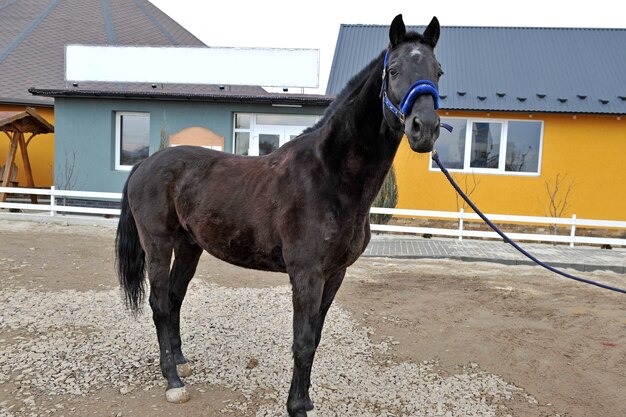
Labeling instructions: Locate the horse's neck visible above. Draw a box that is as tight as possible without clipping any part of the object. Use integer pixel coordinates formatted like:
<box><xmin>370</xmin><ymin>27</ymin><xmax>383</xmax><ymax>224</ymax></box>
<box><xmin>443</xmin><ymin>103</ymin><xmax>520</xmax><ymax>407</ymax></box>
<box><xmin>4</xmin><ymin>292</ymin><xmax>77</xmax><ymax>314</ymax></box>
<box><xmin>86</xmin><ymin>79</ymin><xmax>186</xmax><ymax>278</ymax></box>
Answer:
<box><xmin>320</xmin><ymin>59</ymin><xmax>404</xmax><ymax>208</ymax></box>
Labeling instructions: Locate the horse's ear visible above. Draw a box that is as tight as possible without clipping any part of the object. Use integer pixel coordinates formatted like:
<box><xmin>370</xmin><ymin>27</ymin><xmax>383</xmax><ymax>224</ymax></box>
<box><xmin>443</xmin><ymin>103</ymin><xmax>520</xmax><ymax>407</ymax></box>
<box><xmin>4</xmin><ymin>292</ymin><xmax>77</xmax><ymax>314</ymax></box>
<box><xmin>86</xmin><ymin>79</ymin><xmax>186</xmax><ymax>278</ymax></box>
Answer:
<box><xmin>389</xmin><ymin>14</ymin><xmax>406</xmax><ymax>47</ymax></box>
<box><xmin>423</xmin><ymin>16</ymin><xmax>440</xmax><ymax>48</ymax></box>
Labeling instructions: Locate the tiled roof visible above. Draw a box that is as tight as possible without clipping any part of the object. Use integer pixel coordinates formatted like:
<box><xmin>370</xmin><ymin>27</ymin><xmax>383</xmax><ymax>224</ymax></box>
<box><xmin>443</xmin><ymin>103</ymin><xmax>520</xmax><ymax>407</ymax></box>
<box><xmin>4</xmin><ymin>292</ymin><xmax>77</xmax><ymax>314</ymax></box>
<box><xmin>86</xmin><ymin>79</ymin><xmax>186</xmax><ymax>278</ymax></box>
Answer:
<box><xmin>327</xmin><ymin>24</ymin><xmax>626</xmax><ymax>115</ymax></box>
<box><xmin>0</xmin><ymin>0</ymin><xmax>205</xmax><ymax>106</ymax></box>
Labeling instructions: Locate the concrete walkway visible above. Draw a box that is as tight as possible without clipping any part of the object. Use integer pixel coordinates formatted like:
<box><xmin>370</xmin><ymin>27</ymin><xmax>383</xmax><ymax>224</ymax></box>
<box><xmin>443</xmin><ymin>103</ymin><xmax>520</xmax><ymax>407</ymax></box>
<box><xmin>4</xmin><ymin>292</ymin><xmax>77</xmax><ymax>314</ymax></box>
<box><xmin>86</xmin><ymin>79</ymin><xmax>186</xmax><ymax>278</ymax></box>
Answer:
<box><xmin>365</xmin><ymin>235</ymin><xmax>626</xmax><ymax>274</ymax></box>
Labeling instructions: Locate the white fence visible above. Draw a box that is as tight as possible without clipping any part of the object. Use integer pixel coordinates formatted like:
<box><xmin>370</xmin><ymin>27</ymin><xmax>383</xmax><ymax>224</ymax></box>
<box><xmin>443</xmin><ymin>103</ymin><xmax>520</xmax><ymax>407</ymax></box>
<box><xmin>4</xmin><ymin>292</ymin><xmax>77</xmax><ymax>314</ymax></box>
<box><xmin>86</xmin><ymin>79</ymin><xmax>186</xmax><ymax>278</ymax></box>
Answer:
<box><xmin>370</xmin><ymin>207</ymin><xmax>626</xmax><ymax>247</ymax></box>
<box><xmin>0</xmin><ymin>186</ymin><xmax>121</xmax><ymax>216</ymax></box>
<box><xmin>1</xmin><ymin>187</ymin><xmax>625</xmax><ymax>247</ymax></box>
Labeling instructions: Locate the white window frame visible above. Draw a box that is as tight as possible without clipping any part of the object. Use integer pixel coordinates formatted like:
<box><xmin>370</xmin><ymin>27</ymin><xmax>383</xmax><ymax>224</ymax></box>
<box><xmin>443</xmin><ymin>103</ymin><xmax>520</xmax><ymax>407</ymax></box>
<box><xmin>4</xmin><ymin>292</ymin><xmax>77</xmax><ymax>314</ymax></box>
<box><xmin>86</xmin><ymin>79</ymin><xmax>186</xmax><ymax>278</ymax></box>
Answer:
<box><xmin>430</xmin><ymin>117</ymin><xmax>544</xmax><ymax>176</ymax></box>
<box><xmin>232</xmin><ymin>113</ymin><xmax>319</xmax><ymax>156</ymax></box>
<box><xmin>233</xmin><ymin>113</ymin><xmax>253</xmax><ymax>156</ymax></box>
<box><xmin>115</xmin><ymin>111</ymin><xmax>150</xmax><ymax>171</ymax></box>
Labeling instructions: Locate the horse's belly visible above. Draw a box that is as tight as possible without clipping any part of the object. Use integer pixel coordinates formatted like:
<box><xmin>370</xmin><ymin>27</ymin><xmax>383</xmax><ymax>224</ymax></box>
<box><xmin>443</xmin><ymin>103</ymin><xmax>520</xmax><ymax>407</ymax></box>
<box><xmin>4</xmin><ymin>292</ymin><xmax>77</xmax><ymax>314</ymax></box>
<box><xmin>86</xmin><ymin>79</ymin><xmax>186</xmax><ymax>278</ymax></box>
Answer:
<box><xmin>195</xmin><ymin>226</ymin><xmax>286</xmax><ymax>273</ymax></box>
<box><xmin>207</xmin><ymin>245</ymin><xmax>286</xmax><ymax>273</ymax></box>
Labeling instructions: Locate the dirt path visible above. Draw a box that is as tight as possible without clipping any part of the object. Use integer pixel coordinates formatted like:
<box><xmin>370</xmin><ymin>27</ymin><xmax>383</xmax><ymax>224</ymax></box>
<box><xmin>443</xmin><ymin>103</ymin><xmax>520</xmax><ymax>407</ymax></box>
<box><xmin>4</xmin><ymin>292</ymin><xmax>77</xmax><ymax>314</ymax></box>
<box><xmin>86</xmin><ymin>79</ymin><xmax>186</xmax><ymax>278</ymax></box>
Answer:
<box><xmin>0</xmin><ymin>220</ymin><xmax>624</xmax><ymax>416</ymax></box>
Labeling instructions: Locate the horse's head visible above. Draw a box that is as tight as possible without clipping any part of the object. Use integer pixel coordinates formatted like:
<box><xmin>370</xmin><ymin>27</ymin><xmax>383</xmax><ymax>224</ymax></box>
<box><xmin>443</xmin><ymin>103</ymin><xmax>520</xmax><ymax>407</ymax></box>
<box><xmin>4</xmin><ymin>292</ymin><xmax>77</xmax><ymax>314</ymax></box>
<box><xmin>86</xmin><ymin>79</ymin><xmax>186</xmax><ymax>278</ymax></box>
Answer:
<box><xmin>382</xmin><ymin>14</ymin><xmax>442</xmax><ymax>153</ymax></box>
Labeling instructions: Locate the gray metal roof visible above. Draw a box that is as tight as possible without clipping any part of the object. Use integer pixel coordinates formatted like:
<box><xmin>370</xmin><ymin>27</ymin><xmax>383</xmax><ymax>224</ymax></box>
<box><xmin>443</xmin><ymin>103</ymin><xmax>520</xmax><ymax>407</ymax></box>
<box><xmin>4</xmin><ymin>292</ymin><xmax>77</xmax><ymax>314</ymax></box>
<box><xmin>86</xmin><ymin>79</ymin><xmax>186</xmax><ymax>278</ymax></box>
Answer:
<box><xmin>327</xmin><ymin>24</ymin><xmax>626</xmax><ymax>115</ymax></box>
<box><xmin>0</xmin><ymin>0</ymin><xmax>205</xmax><ymax>106</ymax></box>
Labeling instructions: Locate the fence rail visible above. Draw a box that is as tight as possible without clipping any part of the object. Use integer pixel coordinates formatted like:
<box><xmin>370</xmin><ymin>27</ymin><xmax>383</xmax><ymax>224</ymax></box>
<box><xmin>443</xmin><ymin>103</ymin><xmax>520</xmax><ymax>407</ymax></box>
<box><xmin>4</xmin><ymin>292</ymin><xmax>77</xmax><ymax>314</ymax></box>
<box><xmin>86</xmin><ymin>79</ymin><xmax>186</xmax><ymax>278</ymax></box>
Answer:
<box><xmin>1</xmin><ymin>186</ymin><xmax>625</xmax><ymax>247</ymax></box>
<box><xmin>370</xmin><ymin>207</ymin><xmax>626</xmax><ymax>247</ymax></box>
<box><xmin>0</xmin><ymin>186</ymin><xmax>122</xmax><ymax>216</ymax></box>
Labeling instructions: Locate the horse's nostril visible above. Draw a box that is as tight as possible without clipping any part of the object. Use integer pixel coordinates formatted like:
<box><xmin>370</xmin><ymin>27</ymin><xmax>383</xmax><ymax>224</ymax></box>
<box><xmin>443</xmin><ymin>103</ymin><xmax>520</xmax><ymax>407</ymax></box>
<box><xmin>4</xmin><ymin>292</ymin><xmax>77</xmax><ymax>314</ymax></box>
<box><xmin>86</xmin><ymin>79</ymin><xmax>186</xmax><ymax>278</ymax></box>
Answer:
<box><xmin>413</xmin><ymin>118</ymin><xmax>422</xmax><ymax>133</ymax></box>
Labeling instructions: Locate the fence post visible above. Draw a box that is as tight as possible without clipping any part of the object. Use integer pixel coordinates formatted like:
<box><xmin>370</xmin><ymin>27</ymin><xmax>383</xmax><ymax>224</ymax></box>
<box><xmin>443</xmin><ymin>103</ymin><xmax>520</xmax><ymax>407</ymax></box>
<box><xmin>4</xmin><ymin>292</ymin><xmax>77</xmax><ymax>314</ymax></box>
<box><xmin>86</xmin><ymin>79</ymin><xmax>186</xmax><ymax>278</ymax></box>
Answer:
<box><xmin>570</xmin><ymin>214</ymin><xmax>576</xmax><ymax>247</ymax></box>
<box><xmin>50</xmin><ymin>186</ymin><xmax>56</xmax><ymax>216</ymax></box>
<box><xmin>458</xmin><ymin>208</ymin><xmax>464</xmax><ymax>241</ymax></box>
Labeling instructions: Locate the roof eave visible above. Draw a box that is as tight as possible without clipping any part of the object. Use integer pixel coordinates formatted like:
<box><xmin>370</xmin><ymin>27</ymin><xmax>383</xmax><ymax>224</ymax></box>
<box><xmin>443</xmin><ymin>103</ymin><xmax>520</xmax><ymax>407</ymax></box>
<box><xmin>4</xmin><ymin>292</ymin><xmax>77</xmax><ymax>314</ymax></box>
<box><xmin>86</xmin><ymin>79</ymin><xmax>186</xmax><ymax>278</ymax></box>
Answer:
<box><xmin>440</xmin><ymin>105</ymin><xmax>625</xmax><ymax>116</ymax></box>
<box><xmin>28</xmin><ymin>88</ymin><xmax>335</xmax><ymax>107</ymax></box>
<box><xmin>0</xmin><ymin>96</ymin><xmax>54</xmax><ymax>107</ymax></box>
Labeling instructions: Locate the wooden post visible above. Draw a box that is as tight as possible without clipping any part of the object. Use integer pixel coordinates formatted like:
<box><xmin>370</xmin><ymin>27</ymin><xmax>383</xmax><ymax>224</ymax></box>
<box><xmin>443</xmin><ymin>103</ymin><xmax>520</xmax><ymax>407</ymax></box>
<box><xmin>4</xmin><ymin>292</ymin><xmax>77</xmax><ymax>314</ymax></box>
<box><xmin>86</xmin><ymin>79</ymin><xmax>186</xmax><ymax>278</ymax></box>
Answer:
<box><xmin>17</xmin><ymin>131</ymin><xmax>38</xmax><ymax>204</ymax></box>
<box><xmin>0</xmin><ymin>132</ymin><xmax>18</xmax><ymax>202</ymax></box>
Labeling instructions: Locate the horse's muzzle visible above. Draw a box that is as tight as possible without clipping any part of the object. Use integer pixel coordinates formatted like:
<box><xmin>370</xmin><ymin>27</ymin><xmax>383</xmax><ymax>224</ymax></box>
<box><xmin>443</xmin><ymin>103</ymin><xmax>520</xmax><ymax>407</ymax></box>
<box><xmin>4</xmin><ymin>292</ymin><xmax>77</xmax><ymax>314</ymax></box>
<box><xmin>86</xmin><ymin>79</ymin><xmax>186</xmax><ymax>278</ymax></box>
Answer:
<box><xmin>406</xmin><ymin>114</ymin><xmax>440</xmax><ymax>153</ymax></box>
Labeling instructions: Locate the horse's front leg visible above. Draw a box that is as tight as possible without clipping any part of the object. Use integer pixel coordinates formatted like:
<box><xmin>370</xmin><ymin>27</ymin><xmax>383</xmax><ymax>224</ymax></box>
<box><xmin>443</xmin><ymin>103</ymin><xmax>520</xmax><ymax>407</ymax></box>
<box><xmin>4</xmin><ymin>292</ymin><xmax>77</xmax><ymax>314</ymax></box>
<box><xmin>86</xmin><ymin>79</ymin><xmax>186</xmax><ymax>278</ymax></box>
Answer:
<box><xmin>287</xmin><ymin>268</ymin><xmax>324</xmax><ymax>417</ymax></box>
<box><xmin>315</xmin><ymin>270</ymin><xmax>346</xmax><ymax>348</ymax></box>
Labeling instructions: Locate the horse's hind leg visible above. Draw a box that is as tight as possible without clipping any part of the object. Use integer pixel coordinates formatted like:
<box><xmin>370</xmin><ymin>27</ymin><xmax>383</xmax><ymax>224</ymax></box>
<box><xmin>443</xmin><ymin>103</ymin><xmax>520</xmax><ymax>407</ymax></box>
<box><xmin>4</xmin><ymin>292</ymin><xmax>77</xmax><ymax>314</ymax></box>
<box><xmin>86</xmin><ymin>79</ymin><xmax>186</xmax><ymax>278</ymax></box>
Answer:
<box><xmin>144</xmin><ymin>236</ymin><xmax>189</xmax><ymax>403</ymax></box>
<box><xmin>169</xmin><ymin>236</ymin><xmax>202</xmax><ymax>378</ymax></box>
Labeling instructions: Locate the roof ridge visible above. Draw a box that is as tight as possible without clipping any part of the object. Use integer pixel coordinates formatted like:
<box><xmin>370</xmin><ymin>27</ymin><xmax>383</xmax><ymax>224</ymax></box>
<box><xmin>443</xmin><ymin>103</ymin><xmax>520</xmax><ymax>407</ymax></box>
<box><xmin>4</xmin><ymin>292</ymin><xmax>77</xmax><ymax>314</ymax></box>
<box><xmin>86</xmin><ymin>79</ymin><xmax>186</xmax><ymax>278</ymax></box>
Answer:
<box><xmin>131</xmin><ymin>0</ymin><xmax>179</xmax><ymax>45</ymax></box>
<box><xmin>0</xmin><ymin>0</ymin><xmax>62</xmax><ymax>63</ymax></box>
<box><xmin>102</xmin><ymin>0</ymin><xmax>117</xmax><ymax>44</ymax></box>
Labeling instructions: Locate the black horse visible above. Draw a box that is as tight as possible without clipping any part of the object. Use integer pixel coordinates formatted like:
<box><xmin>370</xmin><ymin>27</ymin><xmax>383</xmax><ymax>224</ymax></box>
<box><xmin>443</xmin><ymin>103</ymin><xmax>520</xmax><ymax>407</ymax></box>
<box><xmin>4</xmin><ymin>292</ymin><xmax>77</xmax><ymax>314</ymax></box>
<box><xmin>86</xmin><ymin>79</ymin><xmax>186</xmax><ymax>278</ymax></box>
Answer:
<box><xmin>116</xmin><ymin>14</ymin><xmax>442</xmax><ymax>417</ymax></box>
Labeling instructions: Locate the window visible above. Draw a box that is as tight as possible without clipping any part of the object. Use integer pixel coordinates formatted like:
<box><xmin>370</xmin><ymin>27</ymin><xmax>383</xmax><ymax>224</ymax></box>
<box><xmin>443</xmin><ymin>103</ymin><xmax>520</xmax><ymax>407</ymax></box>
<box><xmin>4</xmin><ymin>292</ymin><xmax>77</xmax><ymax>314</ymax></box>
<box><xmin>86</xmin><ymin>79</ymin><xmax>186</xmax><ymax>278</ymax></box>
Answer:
<box><xmin>115</xmin><ymin>112</ymin><xmax>150</xmax><ymax>170</ymax></box>
<box><xmin>470</xmin><ymin>122</ymin><xmax>501</xmax><ymax>168</ymax></box>
<box><xmin>432</xmin><ymin>117</ymin><xmax>543</xmax><ymax>175</ymax></box>
<box><xmin>505</xmin><ymin>121</ymin><xmax>542</xmax><ymax>173</ymax></box>
<box><xmin>233</xmin><ymin>113</ymin><xmax>319</xmax><ymax>156</ymax></box>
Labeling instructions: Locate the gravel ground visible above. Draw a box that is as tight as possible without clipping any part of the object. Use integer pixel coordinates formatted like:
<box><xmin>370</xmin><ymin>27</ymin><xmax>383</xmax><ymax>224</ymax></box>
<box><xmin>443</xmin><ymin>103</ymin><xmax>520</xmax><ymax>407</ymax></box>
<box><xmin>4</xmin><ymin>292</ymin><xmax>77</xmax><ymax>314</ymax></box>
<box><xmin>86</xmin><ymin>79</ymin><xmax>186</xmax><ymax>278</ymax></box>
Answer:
<box><xmin>1</xmin><ymin>219</ymin><xmax>625</xmax><ymax>417</ymax></box>
<box><xmin>1</xmin><ymin>280</ymin><xmax>529</xmax><ymax>417</ymax></box>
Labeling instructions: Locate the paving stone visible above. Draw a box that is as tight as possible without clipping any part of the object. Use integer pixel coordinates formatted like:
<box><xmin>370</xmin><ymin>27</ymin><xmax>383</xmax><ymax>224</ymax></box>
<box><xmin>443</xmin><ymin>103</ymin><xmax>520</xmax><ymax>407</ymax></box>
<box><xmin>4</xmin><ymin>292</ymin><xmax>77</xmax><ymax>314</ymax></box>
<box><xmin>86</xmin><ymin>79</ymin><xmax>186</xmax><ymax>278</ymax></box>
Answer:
<box><xmin>365</xmin><ymin>236</ymin><xmax>625</xmax><ymax>274</ymax></box>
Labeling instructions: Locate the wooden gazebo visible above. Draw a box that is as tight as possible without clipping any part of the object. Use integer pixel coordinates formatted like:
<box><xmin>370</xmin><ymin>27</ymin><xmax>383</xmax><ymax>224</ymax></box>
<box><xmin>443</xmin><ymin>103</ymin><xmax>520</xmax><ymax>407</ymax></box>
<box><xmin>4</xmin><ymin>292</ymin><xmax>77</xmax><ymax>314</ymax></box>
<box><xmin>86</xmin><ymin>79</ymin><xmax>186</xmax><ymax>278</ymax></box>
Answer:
<box><xmin>0</xmin><ymin>107</ymin><xmax>54</xmax><ymax>203</ymax></box>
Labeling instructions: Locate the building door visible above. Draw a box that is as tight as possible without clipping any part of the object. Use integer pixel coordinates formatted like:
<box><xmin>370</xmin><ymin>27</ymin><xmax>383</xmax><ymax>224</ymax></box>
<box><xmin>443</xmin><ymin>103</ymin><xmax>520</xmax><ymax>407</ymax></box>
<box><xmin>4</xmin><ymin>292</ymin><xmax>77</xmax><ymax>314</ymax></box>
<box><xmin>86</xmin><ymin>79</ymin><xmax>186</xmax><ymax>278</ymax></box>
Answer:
<box><xmin>252</xmin><ymin>125</ymin><xmax>307</xmax><ymax>156</ymax></box>
<box><xmin>233</xmin><ymin>113</ymin><xmax>320</xmax><ymax>156</ymax></box>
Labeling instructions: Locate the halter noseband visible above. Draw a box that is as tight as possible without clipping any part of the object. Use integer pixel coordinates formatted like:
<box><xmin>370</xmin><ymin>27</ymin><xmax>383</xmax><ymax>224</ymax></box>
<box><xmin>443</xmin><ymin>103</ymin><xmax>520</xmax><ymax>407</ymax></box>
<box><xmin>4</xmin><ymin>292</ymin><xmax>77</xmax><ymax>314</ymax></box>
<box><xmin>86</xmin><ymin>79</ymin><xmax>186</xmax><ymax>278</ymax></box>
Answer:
<box><xmin>380</xmin><ymin>49</ymin><xmax>452</xmax><ymax>133</ymax></box>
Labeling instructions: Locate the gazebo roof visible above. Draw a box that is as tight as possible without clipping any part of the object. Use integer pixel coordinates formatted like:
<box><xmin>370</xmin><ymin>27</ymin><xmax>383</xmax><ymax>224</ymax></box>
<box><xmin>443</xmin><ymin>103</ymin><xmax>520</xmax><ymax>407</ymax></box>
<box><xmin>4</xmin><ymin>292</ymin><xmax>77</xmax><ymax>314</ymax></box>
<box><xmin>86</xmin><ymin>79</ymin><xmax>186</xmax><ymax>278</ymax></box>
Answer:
<box><xmin>0</xmin><ymin>107</ymin><xmax>54</xmax><ymax>135</ymax></box>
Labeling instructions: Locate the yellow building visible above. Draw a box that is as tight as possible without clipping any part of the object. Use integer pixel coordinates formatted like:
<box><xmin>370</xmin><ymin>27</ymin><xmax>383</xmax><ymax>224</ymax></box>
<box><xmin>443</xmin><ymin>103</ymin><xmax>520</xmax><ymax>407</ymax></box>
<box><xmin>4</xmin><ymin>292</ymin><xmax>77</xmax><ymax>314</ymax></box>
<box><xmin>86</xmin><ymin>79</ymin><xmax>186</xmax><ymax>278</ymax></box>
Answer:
<box><xmin>395</xmin><ymin>111</ymin><xmax>625</xmax><ymax>221</ymax></box>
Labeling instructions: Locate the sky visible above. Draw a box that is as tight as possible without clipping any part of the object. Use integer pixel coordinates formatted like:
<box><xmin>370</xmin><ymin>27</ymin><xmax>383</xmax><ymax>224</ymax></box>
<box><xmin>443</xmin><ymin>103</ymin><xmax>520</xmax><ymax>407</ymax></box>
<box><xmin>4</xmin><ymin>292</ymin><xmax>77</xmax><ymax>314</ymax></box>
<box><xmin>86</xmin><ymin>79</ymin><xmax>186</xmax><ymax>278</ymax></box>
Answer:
<box><xmin>149</xmin><ymin>0</ymin><xmax>625</xmax><ymax>94</ymax></box>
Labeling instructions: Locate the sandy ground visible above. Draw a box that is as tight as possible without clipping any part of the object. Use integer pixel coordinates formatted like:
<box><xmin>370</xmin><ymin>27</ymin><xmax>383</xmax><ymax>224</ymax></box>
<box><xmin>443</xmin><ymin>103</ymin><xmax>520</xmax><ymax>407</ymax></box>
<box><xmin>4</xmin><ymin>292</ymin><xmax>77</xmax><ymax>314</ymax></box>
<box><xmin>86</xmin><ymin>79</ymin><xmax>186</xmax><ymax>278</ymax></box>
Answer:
<box><xmin>0</xmin><ymin>219</ymin><xmax>625</xmax><ymax>417</ymax></box>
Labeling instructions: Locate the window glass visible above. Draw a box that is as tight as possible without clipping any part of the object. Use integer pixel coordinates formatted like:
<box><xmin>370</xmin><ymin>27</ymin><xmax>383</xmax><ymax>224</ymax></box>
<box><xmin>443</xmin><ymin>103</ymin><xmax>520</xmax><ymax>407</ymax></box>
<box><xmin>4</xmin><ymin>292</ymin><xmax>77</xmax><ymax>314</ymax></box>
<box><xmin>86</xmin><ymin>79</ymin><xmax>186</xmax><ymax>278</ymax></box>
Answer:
<box><xmin>259</xmin><ymin>134</ymin><xmax>280</xmax><ymax>155</ymax></box>
<box><xmin>235</xmin><ymin>113</ymin><xmax>251</xmax><ymax>129</ymax></box>
<box><xmin>234</xmin><ymin>132</ymin><xmax>250</xmax><ymax>156</ymax></box>
<box><xmin>470</xmin><ymin>122</ymin><xmax>501</xmax><ymax>168</ymax></box>
<box><xmin>506</xmin><ymin>121</ymin><xmax>541</xmax><ymax>173</ymax></box>
<box><xmin>256</xmin><ymin>114</ymin><xmax>318</xmax><ymax>126</ymax></box>
<box><xmin>433</xmin><ymin>118</ymin><xmax>466</xmax><ymax>169</ymax></box>
<box><xmin>119</xmin><ymin>113</ymin><xmax>149</xmax><ymax>167</ymax></box>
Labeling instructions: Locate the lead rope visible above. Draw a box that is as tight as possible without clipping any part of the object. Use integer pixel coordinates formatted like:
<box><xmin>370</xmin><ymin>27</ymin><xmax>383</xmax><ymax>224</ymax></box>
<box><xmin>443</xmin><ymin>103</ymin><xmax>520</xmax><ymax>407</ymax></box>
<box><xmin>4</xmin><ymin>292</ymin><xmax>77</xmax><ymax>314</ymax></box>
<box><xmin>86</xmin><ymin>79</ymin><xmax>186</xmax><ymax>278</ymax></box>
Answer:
<box><xmin>431</xmin><ymin>150</ymin><xmax>626</xmax><ymax>295</ymax></box>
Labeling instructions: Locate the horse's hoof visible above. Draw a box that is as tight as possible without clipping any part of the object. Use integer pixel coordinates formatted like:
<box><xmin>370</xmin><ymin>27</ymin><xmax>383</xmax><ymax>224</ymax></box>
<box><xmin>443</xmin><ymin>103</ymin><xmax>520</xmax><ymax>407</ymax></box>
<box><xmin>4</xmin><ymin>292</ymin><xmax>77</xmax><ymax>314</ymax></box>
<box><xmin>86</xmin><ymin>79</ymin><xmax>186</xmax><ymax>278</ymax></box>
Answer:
<box><xmin>177</xmin><ymin>362</ymin><xmax>193</xmax><ymax>378</ymax></box>
<box><xmin>165</xmin><ymin>386</ymin><xmax>190</xmax><ymax>403</ymax></box>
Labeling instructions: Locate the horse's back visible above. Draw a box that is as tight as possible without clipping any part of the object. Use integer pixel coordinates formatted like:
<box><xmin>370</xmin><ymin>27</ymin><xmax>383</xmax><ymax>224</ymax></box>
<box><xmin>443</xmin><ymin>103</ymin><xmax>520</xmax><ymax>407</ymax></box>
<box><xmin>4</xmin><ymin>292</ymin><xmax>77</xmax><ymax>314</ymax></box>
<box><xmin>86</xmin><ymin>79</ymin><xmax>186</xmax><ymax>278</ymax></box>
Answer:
<box><xmin>126</xmin><ymin>146</ymin><xmax>226</xmax><ymax>230</ymax></box>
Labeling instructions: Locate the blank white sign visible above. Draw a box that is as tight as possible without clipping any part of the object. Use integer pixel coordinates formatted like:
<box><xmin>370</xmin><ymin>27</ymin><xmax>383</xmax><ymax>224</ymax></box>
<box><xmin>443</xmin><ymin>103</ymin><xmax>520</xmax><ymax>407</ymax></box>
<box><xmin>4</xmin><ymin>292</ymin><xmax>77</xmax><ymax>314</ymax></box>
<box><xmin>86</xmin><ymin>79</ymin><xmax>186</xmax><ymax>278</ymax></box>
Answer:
<box><xmin>65</xmin><ymin>45</ymin><xmax>319</xmax><ymax>88</ymax></box>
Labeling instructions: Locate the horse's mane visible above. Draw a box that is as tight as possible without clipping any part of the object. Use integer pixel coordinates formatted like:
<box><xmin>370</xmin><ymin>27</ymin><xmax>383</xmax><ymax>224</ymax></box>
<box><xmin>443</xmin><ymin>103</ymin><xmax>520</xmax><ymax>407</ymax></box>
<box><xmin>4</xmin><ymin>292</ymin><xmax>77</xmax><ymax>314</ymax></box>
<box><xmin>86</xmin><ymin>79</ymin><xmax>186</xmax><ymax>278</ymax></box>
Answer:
<box><xmin>303</xmin><ymin>31</ymin><xmax>425</xmax><ymax>135</ymax></box>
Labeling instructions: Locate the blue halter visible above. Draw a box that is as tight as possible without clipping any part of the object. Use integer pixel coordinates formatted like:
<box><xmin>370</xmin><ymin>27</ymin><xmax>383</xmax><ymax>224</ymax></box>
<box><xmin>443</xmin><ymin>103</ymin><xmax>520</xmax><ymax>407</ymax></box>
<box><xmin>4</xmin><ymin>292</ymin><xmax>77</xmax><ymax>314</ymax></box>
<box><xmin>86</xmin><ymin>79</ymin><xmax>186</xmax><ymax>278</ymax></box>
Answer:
<box><xmin>380</xmin><ymin>49</ymin><xmax>441</xmax><ymax>124</ymax></box>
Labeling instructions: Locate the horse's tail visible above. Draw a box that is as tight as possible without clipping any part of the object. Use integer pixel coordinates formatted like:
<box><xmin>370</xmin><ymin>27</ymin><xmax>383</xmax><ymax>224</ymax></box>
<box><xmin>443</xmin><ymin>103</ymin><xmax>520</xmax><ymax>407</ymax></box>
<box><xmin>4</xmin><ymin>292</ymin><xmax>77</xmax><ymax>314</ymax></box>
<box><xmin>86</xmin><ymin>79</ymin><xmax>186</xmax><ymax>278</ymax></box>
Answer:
<box><xmin>115</xmin><ymin>163</ymin><xmax>146</xmax><ymax>315</ymax></box>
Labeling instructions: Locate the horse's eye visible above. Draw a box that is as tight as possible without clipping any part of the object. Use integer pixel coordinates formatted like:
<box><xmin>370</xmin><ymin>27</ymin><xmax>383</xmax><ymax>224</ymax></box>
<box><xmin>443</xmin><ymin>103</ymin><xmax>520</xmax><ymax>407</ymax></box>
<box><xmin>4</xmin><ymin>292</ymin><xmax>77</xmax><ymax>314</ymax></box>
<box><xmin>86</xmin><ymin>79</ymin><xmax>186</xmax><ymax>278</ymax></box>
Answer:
<box><xmin>437</xmin><ymin>70</ymin><xmax>444</xmax><ymax>79</ymax></box>
<box><xmin>389</xmin><ymin>68</ymin><xmax>398</xmax><ymax>77</ymax></box>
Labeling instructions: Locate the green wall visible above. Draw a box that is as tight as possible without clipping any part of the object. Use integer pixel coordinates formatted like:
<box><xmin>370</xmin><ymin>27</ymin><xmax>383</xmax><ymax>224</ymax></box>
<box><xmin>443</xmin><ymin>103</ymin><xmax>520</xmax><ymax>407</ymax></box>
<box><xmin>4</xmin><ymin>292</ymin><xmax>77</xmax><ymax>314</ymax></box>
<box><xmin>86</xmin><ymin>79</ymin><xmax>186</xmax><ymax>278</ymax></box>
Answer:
<box><xmin>54</xmin><ymin>97</ymin><xmax>326</xmax><ymax>192</ymax></box>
